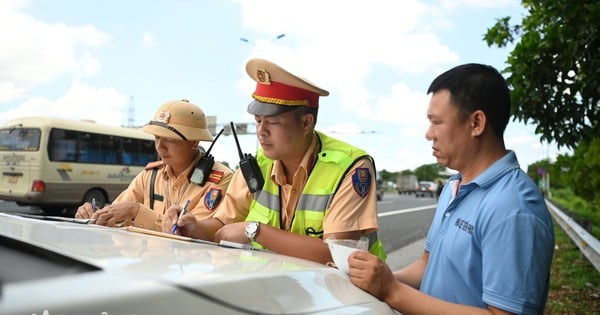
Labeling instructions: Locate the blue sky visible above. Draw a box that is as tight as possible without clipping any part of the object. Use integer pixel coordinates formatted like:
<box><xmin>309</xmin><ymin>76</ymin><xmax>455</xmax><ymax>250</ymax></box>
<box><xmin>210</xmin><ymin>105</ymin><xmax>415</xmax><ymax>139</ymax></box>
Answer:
<box><xmin>0</xmin><ymin>0</ymin><xmax>569</xmax><ymax>173</ymax></box>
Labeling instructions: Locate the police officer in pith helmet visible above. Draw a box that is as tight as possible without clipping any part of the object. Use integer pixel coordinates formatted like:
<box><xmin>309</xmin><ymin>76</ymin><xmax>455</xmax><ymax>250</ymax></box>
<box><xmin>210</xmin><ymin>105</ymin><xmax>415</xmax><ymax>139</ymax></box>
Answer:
<box><xmin>76</xmin><ymin>99</ymin><xmax>233</xmax><ymax>231</ymax></box>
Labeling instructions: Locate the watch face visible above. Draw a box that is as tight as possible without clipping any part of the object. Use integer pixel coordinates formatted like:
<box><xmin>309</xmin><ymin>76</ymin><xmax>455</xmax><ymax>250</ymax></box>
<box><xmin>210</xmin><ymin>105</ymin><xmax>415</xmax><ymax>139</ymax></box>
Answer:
<box><xmin>246</xmin><ymin>222</ymin><xmax>258</xmax><ymax>234</ymax></box>
<box><xmin>245</xmin><ymin>222</ymin><xmax>259</xmax><ymax>240</ymax></box>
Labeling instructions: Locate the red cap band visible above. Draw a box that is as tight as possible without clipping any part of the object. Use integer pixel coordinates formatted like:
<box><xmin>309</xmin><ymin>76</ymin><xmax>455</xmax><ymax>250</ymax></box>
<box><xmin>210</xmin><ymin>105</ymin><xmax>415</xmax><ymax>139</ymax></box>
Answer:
<box><xmin>253</xmin><ymin>81</ymin><xmax>320</xmax><ymax>108</ymax></box>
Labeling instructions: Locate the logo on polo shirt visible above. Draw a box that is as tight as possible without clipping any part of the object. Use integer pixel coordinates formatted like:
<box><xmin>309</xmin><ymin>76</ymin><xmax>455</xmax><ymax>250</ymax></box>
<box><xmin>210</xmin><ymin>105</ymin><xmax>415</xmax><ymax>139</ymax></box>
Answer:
<box><xmin>454</xmin><ymin>218</ymin><xmax>474</xmax><ymax>235</ymax></box>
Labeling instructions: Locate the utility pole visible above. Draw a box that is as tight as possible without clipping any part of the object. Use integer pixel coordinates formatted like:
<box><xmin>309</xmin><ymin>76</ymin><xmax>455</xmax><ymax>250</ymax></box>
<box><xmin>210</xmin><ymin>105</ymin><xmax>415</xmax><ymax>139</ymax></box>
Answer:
<box><xmin>127</xmin><ymin>96</ymin><xmax>135</xmax><ymax>127</ymax></box>
<box><xmin>545</xmin><ymin>141</ymin><xmax>552</xmax><ymax>199</ymax></box>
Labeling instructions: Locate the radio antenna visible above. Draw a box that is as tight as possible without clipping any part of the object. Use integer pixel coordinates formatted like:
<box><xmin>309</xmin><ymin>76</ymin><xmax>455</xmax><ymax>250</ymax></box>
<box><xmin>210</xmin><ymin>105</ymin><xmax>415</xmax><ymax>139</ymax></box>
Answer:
<box><xmin>204</xmin><ymin>127</ymin><xmax>225</xmax><ymax>155</ymax></box>
<box><xmin>190</xmin><ymin>127</ymin><xmax>225</xmax><ymax>186</ymax></box>
<box><xmin>230</xmin><ymin>122</ymin><xmax>244</xmax><ymax>159</ymax></box>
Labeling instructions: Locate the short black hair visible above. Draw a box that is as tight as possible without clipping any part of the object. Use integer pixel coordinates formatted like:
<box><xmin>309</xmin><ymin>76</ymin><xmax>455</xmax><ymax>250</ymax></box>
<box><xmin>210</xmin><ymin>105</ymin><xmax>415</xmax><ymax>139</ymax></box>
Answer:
<box><xmin>291</xmin><ymin>106</ymin><xmax>318</xmax><ymax>125</ymax></box>
<box><xmin>427</xmin><ymin>63</ymin><xmax>511</xmax><ymax>138</ymax></box>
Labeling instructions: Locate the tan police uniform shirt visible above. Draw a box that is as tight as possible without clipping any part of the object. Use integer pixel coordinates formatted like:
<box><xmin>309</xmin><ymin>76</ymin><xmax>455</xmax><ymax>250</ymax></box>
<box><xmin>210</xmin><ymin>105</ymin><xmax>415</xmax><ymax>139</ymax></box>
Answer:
<box><xmin>214</xmin><ymin>132</ymin><xmax>379</xmax><ymax>234</ymax></box>
<box><xmin>113</xmin><ymin>153</ymin><xmax>233</xmax><ymax>231</ymax></box>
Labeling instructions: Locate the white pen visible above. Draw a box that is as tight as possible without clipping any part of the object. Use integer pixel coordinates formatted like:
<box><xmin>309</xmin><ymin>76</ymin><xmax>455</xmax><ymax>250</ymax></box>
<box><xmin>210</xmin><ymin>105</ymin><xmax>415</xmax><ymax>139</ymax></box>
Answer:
<box><xmin>171</xmin><ymin>199</ymin><xmax>191</xmax><ymax>234</ymax></box>
<box><xmin>91</xmin><ymin>198</ymin><xmax>97</xmax><ymax>212</ymax></box>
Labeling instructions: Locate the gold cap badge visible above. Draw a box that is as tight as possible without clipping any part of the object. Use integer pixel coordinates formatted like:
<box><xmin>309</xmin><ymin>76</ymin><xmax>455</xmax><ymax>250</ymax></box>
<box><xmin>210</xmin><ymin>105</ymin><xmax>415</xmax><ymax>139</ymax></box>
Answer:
<box><xmin>256</xmin><ymin>68</ymin><xmax>271</xmax><ymax>85</ymax></box>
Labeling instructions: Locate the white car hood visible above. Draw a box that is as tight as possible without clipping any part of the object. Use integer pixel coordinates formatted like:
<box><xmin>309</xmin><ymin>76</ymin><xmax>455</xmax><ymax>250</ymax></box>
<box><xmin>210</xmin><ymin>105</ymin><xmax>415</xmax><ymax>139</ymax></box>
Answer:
<box><xmin>0</xmin><ymin>213</ymin><xmax>397</xmax><ymax>315</ymax></box>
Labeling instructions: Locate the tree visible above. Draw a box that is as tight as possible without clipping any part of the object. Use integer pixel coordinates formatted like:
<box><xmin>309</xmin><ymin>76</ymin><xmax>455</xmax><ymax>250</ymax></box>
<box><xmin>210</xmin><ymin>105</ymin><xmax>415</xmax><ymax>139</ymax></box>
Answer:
<box><xmin>400</xmin><ymin>169</ymin><xmax>416</xmax><ymax>175</ymax></box>
<box><xmin>484</xmin><ymin>0</ymin><xmax>600</xmax><ymax>149</ymax></box>
<box><xmin>567</xmin><ymin>138</ymin><xmax>600</xmax><ymax>208</ymax></box>
<box><xmin>550</xmin><ymin>154</ymin><xmax>573</xmax><ymax>190</ymax></box>
<box><xmin>378</xmin><ymin>169</ymin><xmax>397</xmax><ymax>186</ymax></box>
<box><xmin>526</xmin><ymin>159</ymin><xmax>551</xmax><ymax>189</ymax></box>
<box><xmin>414</xmin><ymin>163</ymin><xmax>445</xmax><ymax>182</ymax></box>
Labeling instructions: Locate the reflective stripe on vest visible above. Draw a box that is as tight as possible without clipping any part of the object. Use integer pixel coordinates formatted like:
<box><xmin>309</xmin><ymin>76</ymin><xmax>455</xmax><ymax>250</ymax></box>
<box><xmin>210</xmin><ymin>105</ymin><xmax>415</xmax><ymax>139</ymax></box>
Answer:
<box><xmin>246</xmin><ymin>131</ymin><xmax>386</xmax><ymax>260</ymax></box>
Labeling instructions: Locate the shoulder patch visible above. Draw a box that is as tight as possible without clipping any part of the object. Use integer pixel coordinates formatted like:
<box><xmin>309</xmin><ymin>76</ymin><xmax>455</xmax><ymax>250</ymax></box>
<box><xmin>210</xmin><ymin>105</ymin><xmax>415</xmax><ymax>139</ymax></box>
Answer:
<box><xmin>144</xmin><ymin>160</ymin><xmax>164</xmax><ymax>170</ymax></box>
<box><xmin>352</xmin><ymin>167</ymin><xmax>371</xmax><ymax>198</ymax></box>
<box><xmin>207</xmin><ymin>170</ymin><xmax>224</xmax><ymax>184</ymax></box>
<box><xmin>204</xmin><ymin>188</ymin><xmax>223</xmax><ymax>210</ymax></box>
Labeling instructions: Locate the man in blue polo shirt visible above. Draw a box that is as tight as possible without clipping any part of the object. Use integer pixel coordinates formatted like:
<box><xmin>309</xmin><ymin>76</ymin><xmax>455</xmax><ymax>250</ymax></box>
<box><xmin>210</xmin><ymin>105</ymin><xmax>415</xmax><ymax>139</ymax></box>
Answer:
<box><xmin>348</xmin><ymin>63</ymin><xmax>555</xmax><ymax>314</ymax></box>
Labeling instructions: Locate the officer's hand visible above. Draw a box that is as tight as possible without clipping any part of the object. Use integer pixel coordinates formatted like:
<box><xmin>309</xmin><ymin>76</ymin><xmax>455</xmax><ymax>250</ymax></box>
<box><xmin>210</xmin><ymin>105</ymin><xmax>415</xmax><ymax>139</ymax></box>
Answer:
<box><xmin>75</xmin><ymin>202</ymin><xmax>94</xmax><ymax>219</ymax></box>
<box><xmin>93</xmin><ymin>202</ymin><xmax>138</xmax><ymax>227</ymax></box>
<box><xmin>163</xmin><ymin>204</ymin><xmax>197</xmax><ymax>236</ymax></box>
<box><xmin>162</xmin><ymin>205</ymin><xmax>179</xmax><ymax>233</ymax></box>
<box><xmin>214</xmin><ymin>221</ymin><xmax>248</xmax><ymax>244</ymax></box>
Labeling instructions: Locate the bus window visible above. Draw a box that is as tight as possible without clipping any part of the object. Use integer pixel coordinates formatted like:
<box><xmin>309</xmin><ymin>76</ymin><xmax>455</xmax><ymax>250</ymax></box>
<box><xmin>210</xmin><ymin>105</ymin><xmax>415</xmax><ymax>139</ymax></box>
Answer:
<box><xmin>77</xmin><ymin>132</ymin><xmax>118</xmax><ymax>164</ymax></box>
<box><xmin>48</xmin><ymin>129</ymin><xmax>78</xmax><ymax>162</ymax></box>
<box><xmin>120</xmin><ymin>137</ymin><xmax>156</xmax><ymax>166</ymax></box>
<box><xmin>0</xmin><ymin>128</ymin><xmax>41</xmax><ymax>151</ymax></box>
<box><xmin>133</xmin><ymin>138</ymin><xmax>156</xmax><ymax>166</ymax></box>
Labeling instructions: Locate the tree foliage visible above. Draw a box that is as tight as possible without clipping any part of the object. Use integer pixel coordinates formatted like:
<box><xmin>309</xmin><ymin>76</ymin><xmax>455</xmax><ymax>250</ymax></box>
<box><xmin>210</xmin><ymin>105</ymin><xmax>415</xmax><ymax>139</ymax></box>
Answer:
<box><xmin>414</xmin><ymin>163</ymin><xmax>445</xmax><ymax>182</ymax></box>
<box><xmin>379</xmin><ymin>169</ymin><xmax>397</xmax><ymax>185</ymax></box>
<box><xmin>565</xmin><ymin>138</ymin><xmax>600</xmax><ymax>208</ymax></box>
<box><xmin>526</xmin><ymin>159</ymin><xmax>552</xmax><ymax>188</ymax></box>
<box><xmin>484</xmin><ymin>0</ymin><xmax>600</xmax><ymax>149</ymax></box>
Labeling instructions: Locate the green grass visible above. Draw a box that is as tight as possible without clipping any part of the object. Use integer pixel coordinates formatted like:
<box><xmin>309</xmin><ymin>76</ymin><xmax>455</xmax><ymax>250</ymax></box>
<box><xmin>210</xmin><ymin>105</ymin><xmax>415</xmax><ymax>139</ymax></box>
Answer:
<box><xmin>545</xmin><ymin>220</ymin><xmax>600</xmax><ymax>314</ymax></box>
<box><xmin>545</xmin><ymin>190</ymin><xmax>600</xmax><ymax>314</ymax></box>
<box><xmin>551</xmin><ymin>188</ymin><xmax>600</xmax><ymax>239</ymax></box>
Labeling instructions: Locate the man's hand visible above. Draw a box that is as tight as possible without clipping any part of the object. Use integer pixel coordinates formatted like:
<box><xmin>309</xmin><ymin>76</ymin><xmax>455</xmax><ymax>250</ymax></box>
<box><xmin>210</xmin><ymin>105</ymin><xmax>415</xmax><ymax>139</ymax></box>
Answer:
<box><xmin>348</xmin><ymin>250</ymin><xmax>397</xmax><ymax>300</ymax></box>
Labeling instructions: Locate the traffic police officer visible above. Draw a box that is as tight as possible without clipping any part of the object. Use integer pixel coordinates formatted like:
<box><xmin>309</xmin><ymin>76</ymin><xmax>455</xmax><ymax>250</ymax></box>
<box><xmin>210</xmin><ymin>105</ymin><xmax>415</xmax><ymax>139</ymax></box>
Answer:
<box><xmin>76</xmin><ymin>99</ymin><xmax>233</xmax><ymax>231</ymax></box>
<box><xmin>163</xmin><ymin>59</ymin><xmax>385</xmax><ymax>265</ymax></box>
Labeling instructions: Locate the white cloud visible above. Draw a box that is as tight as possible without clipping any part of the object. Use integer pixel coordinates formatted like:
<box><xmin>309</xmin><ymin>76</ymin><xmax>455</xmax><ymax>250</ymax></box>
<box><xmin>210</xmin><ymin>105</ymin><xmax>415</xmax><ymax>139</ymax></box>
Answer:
<box><xmin>0</xmin><ymin>0</ymin><xmax>558</xmax><ymax>172</ymax></box>
<box><xmin>368</xmin><ymin>82</ymin><xmax>431</xmax><ymax>124</ymax></box>
<box><xmin>0</xmin><ymin>81</ymin><xmax>26</xmax><ymax>102</ymax></box>
<box><xmin>0</xmin><ymin>3</ymin><xmax>110</xmax><ymax>102</ymax></box>
<box><xmin>142</xmin><ymin>32</ymin><xmax>157</xmax><ymax>48</ymax></box>
<box><xmin>0</xmin><ymin>0</ymin><xmax>28</xmax><ymax>11</ymax></box>
<box><xmin>3</xmin><ymin>81</ymin><xmax>127</xmax><ymax>126</ymax></box>
<box><xmin>232</xmin><ymin>0</ymin><xmax>550</xmax><ymax>172</ymax></box>
<box><xmin>440</xmin><ymin>0</ymin><xmax>518</xmax><ymax>9</ymax></box>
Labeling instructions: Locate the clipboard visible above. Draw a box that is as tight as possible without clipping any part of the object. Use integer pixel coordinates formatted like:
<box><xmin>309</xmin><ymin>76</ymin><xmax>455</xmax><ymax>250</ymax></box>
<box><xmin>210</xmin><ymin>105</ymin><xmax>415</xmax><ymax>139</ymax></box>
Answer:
<box><xmin>125</xmin><ymin>227</ymin><xmax>265</xmax><ymax>251</ymax></box>
<box><xmin>125</xmin><ymin>226</ymin><xmax>218</xmax><ymax>246</ymax></box>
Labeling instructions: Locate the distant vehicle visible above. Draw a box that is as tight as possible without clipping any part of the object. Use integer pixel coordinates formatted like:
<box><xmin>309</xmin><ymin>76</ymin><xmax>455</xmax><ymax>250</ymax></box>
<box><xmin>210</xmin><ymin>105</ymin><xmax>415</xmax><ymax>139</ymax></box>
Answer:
<box><xmin>0</xmin><ymin>213</ymin><xmax>397</xmax><ymax>315</ymax></box>
<box><xmin>397</xmin><ymin>174</ymin><xmax>419</xmax><ymax>195</ymax></box>
<box><xmin>415</xmin><ymin>180</ymin><xmax>437</xmax><ymax>198</ymax></box>
<box><xmin>376</xmin><ymin>178</ymin><xmax>384</xmax><ymax>201</ymax></box>
<box><xmin>0</xmin><ymin>117</ymin><xmax>158</xmax><ymax>215</ymax></box>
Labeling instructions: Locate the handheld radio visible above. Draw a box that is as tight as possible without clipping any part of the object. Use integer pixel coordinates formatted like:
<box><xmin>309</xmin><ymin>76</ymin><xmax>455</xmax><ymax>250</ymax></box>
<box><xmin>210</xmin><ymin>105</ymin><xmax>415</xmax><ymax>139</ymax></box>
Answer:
<box><xmin>190</xmin><ymin>127</ymin><xmax>225</xmax><ymax>186</ymax></box>
<box><xmin>230</xmin><ymin>121</ymin><xmax>264</xmax><ymax>192</ymax></box>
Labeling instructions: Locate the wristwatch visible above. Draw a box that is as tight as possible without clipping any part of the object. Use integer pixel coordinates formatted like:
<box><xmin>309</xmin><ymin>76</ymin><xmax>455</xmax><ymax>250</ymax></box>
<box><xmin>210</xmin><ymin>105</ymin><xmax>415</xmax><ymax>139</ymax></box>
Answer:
<box><xmin>245</xmin><ymin>221</ymin><xmax>260</xmax><ymax>242</ymax></box>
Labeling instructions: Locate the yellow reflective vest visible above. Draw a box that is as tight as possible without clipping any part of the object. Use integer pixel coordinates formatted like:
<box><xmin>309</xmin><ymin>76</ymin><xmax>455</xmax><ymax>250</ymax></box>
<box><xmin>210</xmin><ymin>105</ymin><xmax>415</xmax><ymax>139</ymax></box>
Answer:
<box><xmin>245</xmin><ymin>131</ymin><xmax>386</xmax><ymax>260</ymax></box>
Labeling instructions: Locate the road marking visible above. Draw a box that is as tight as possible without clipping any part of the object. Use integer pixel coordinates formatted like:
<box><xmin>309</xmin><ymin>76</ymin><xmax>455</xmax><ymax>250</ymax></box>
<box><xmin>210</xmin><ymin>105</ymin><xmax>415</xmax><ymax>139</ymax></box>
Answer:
<box><xmin>378</xmin><ymin>205</ymin><xmax>436</xmax><ymax>217</ymax></box>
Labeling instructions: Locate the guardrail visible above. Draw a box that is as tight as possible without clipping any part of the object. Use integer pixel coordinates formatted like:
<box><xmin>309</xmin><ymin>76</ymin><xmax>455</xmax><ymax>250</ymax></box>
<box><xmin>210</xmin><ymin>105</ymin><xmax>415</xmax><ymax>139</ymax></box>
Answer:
<box><xmin>547</xmin><ymin>200</ymin><xmax>600</xmax><ymax>271</ymax></box>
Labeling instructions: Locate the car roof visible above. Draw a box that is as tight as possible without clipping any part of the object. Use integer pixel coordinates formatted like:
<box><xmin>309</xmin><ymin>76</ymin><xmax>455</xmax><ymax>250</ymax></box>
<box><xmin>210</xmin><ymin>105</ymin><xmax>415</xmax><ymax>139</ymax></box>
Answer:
<box><xmin>0</xmin><ymin>213</ymin><xmax>396</xmax><ymax>315</ymax></box>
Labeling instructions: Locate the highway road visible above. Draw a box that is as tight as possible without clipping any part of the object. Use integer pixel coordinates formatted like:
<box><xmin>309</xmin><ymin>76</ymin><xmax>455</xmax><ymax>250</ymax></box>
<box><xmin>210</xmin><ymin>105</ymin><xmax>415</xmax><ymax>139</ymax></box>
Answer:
<box><xmin>0</xmin><ymin>191</ymin><xmax>437</xmax><ymax>254</ymax></box>
<box><xmin>376</xmin><ymin>191</ymin><xmax>436</xmax><ymax>253</ymax></box>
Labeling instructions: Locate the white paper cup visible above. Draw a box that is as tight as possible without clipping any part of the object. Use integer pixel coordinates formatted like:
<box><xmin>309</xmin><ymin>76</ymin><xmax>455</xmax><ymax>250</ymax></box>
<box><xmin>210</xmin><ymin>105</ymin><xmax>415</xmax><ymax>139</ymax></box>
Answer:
<box><xmin>327</xmin><ymin>240</ymin><xmax>363</xmax><ymax>273</ymax></box>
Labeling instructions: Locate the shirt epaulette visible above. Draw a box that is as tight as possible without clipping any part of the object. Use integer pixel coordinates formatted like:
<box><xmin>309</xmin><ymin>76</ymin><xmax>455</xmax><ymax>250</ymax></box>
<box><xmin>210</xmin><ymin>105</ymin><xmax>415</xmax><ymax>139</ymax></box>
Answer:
<box><xmin>207</xmin><ymin>170</ymin><xmax>224</xmax><ymax>184</ymax></box>
<box><xmin>144</xmin><ymin>160</ymin><xmax>164</xmax><ymax>170</ymax></box>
